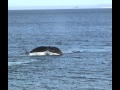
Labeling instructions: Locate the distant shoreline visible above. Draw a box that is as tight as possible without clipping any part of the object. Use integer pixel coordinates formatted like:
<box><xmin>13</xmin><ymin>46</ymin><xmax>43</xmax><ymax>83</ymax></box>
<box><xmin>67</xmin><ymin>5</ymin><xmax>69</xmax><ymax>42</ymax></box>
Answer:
<box><xmin>8</xmin><ymin>8</ymin><xmax>112</xmax><ymax>11</ymax></box>
<box><xmin>8</xmin><ymin>4</ymin><xmax>112</xmax><ymax>10</ymax></box>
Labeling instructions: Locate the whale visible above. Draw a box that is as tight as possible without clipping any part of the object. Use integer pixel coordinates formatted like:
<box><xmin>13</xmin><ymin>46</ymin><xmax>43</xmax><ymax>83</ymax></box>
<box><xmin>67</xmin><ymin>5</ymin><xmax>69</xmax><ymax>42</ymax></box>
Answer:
<box><xmin>28</xmin><ymin>46</ymin><xmax>62</xmax><ymax>56</ymax></box>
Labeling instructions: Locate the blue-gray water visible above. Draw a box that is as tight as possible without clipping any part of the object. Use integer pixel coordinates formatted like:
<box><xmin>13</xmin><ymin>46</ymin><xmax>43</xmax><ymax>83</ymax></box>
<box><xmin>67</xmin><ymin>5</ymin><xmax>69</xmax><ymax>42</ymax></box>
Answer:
<box><xmin>8</xmin><ymin>9</ymin><xmax>112</xmax><ymax>90</ymax></box>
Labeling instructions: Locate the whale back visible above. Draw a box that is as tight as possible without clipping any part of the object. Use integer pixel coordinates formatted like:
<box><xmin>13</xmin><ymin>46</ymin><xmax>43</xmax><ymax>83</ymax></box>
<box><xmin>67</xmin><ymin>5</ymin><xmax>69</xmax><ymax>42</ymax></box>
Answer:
<box><xmin>30</xmin><ymin>46</ymin><xmax>48</xmax><ymax>53</ymax></box>
<box><xmin>49</xmin><ymin>47</ymin><xmax>62</xmax><ymax>55</ymax></box>
<box><xmin>29</xmin><ymin>46</ymin><xmax>62</xmax><ymax>56</ymax></box>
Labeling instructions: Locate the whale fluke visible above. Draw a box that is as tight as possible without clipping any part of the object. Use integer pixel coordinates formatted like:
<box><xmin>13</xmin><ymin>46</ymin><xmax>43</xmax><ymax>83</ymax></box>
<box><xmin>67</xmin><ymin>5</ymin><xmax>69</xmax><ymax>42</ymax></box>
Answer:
<box><xmin>29</xmin><ymin>46</ymin><xmax>62</xmax><ymax>56</ymax></box>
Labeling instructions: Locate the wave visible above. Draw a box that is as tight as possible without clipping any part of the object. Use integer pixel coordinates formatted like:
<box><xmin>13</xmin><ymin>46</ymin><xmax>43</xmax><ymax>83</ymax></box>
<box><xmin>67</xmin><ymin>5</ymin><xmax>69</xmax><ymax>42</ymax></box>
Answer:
<box><xmin>62</xmin><ymin>47</ymin><xmax>112</xmax><ymax>54</ymax></box>
<box><xmin>8</xmin><ymin>47</ymin><xmax>111</xmax><ymax>66</ymax></box>
<box><xmin>8</xmin><ymin>59</ymin><xmax>37</xmax><ymax>66</ymax></box>
<box><xmin>8</xmin><ymin>62</ymin><xmax>26</xmax><ymax>66</ymax></box>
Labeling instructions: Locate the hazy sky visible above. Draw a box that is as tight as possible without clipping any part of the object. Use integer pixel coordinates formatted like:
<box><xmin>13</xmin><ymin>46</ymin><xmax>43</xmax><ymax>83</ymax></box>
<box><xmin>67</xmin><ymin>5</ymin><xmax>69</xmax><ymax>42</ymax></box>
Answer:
<box><xmin>8</xmin><ymin>0</ymin><xmax>112</xmax><ymax>9</ymax></box>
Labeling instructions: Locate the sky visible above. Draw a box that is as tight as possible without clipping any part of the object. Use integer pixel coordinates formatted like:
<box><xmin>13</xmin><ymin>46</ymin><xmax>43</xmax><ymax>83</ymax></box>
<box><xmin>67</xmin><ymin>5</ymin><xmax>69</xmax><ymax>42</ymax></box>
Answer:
<box><xmin>8</xmin><ymin>0</ymin><xmax>112</xmax><ymax>10</ymax></box>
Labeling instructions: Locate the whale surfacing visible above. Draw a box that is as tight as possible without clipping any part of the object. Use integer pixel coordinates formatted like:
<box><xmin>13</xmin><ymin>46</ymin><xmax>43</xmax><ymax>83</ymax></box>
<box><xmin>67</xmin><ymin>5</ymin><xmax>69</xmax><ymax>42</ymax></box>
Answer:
<box><xmin>29</xmin><ymin>46</ymin><xmax>62</xmax><ymax>56</ymax></box>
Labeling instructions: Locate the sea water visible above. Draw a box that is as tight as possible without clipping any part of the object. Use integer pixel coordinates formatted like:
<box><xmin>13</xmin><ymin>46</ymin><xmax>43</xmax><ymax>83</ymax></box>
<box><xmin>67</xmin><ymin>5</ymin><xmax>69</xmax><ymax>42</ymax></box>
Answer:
<box><xmin>8</xmin><ymin>9</ymin><xmax>112</xmax><ymax>90</ymax></box>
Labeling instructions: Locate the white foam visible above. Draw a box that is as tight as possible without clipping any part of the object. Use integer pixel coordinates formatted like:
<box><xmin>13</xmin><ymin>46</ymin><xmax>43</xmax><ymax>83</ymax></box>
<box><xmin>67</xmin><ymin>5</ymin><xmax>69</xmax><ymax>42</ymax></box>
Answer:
<box><xmin>62</xmin><ymin>47</ymin><xmax>112</xmax><ymax>54</ymax></box>
<box><xmin>29</xmin><ymin>51</ymin><xmax>61</xmax><ymax>56</ymax></box>
<box><xmin>62</xmin><ymin>50</ymin><xmax>73</xmax><ymax>54</ymax></box>
<box><xmin>8</xmin><ymin>59</ymin><xmax>39</xmax><ymax>66</ymax></box>
<box><xmin>8</xmin><ymin>62</ymin><xmax>27</xmax><ymax>66</ymax></box>
<box><xmin>29</xmin><ymin>52</ymin><xmax>47</xmax><ymax>56</ymax></box>
<box><xmin>83</xmin><ymin>47</ymin><xmax>112</xmax><ymax>52</ymax></box>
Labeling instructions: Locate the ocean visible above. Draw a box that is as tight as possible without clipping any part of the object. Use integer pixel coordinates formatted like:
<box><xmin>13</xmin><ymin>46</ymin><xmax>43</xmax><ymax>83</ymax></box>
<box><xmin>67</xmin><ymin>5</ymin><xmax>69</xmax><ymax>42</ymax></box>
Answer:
<box><xmin>8</xmin><ymin>9</ymin><xmax>112</xmax><ymax>90</ymax></box>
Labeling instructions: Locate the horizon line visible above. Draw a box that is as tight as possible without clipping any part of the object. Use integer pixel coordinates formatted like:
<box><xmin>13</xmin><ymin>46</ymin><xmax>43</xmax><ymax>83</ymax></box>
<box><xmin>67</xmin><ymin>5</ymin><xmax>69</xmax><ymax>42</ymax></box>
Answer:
<box><xmin>8</xmin><ymin>7</ymin><xmax>112</xmax><ymax>10</ymax></box>
<box><xmin>8</xmin><ymin>4</ymin><xmax>112</xmax><ymax>10</ymax></box>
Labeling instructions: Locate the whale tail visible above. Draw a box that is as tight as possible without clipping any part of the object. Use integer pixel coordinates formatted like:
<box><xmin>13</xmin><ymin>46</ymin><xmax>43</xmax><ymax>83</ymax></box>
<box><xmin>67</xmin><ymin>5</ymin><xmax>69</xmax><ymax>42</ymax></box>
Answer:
<box><xmin>29</xmin><ymin>46</ymin><xmax>62</xmax><ymax>56</ymax></box>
